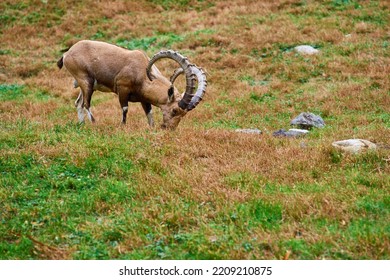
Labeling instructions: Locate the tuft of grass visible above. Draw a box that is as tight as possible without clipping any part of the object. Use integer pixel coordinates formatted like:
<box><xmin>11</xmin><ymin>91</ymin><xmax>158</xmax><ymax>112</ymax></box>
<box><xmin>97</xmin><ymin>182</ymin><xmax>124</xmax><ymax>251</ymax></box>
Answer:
<box><xmin>149</xmin><ymin>0</ymin><xmax>214</xmax><ymax>11</ymax></box>
<box><xmin>233</xmin><ymin>200</ymin><xmax>283</xmax><ymax>230</ymax></box>
<box><xmin>0</xmin><ymin>84</ymin><xmax>52</xmax><ymax>102</ymax></box>
<box><xmin>117</xmin><ymin>33</ymin><xmax>184</xmax><ymax>51</ymax></box>
<box><xmin>0</xmin><ymin>84</ymin><xmax>25</xmax><ymax>101</ymax></box>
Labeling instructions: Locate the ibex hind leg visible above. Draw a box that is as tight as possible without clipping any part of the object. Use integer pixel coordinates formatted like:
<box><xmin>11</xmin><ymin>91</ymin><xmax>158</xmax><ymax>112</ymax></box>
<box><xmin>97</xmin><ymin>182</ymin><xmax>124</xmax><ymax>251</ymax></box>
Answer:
<box><xmin>86</xmin><ymin>107</ymin><xmax>95</xmax><ymax>123</ymax></box>
<box><xmin>75</xmin><ymin>90</ymin><xmax>85</xmax><ymax>123</ymax></box>
<box><xmin>78</xmin><ymin>79</ymin><xmax>96</xmax><ymax>123</ymax></box>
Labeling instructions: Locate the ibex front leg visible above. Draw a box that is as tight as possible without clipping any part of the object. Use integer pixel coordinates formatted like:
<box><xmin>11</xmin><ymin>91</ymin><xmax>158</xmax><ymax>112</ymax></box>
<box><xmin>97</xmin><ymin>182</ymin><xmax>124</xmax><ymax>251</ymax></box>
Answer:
<box><xmin>118</xmin><ymin>90</ymin><xmax>129</xmax><ymax>125</ymax></box>
<box><xmin>142</xmin><ymin>102</ymin><xmax>154</xmax><ymax>127</ymax></box>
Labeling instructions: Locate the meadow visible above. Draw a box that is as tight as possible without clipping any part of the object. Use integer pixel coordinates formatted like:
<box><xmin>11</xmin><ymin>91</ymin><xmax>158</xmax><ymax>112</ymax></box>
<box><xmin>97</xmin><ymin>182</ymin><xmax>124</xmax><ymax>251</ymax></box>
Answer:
<box><xmin>0</xmin><ymin>0</ymin><xmax>389</xmax><ymax>259</ymax></box>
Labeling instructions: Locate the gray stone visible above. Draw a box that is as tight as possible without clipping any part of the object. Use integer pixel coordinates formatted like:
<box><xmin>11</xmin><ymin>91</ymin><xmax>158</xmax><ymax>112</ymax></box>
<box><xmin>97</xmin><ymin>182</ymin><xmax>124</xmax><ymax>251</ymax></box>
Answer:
<box><xmin>332</xmin><ymin>139</ymin><xmax>377</xmax><ymax>154</ymax></box>
<box><xmin>294</xmin><ymin>45</ymin><xmax>319</xmax><ymax>55</ymax></box>
<box><xmin>273</xmin><ymin>128</ymin><xmax>309</xmax><ymax>138</ymax></box>
<box><xmin>291</xmin><ymin>112</ymin><xmax>325</xmax><ymax>129</ymax></box>
<box><xmin>235</xmin><ymin>128</ymin><xmax>262</xmax><ymax>134</ymax></box>
<box><xmin>273</xmin><ymin>129</ymin><xmax>288</xmax><ymax>137</ymax></box>
<box><xmin>289</xmin><ymin>128</ymin><xmax>310</xmax><ymax>136</ymax></box>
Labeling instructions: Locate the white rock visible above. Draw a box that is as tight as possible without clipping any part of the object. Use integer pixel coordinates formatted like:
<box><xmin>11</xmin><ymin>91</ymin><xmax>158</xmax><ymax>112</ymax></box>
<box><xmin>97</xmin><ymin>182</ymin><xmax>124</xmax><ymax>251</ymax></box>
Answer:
<box><xmin>294</xmin><ymin>45</ymin><xmax>319</xmax><ymax>55</ymax></box>
<box><xmin>332</xmin><ymin>139</ymin><xmax>377</xmax><ymax>154</ymax></box>
<box><xmin>235</xmin><ymin>128</ymin><xmax>262</xmax><ymax>134</ymax></box>
<box><xmin>289</xmin><ymin>128</ymin><xmax>309</xmax><ymax>134</ymax></box>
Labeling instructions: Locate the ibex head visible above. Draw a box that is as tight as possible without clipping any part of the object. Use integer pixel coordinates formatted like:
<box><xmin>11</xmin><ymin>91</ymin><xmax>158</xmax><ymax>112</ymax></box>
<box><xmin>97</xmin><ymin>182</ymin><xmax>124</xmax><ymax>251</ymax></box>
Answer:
<box><xmin>146</xmin><ymin>50</ymin><xmax>207</xmax><ymax>130</ymax></box>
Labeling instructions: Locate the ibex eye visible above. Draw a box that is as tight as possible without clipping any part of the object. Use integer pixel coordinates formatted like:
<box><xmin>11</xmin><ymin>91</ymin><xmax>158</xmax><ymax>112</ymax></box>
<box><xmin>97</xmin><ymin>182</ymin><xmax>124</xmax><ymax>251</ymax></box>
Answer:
<box><xmin>171</xmin><ymin>108</ymin><xmax>179</xmax><ymax>116</ymax></box>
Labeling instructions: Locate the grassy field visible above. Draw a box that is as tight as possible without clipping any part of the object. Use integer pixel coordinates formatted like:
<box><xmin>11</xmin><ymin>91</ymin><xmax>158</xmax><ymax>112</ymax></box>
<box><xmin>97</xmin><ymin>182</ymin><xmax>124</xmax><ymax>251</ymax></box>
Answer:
<box><xmin>0</xmin><ymin>0</ymin><xmax>389</xmax><ymax>259</ymax></box>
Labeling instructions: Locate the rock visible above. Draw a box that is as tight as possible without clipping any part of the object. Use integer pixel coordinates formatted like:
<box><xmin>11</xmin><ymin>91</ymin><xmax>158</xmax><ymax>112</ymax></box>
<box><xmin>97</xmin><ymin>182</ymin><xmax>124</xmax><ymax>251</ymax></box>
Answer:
<box><xmin>273</xmin><ymin>128</ymin><xmax>309</xmax><ymax>138</ymax></box>
<box><xmin>294</xmin><ymin>45</ymin><xmax>319</xmax><ymax>55</ymax></box>
<box><xmin>291</xmin><ymin>112</ymin><xmax>325</xmax><ymax>129</ymax></box>
<box><xmin>235</xmin><ymin>128</ymin><xmax>262</xmax><ymax>134</ymax></box>
<box><xmin>332</xmin><ymin>139</ymin><xmax>377</xmax><ymax>154</ymax></box>
<box><xmin>273</xmin><ymin>129</ymin><xmax>288</xmax><ymax>137</ymax></box>
<box><xmin>289</xmin><ymin>128</ymin><xmax>310</xmax><ymax>136</ymax></box>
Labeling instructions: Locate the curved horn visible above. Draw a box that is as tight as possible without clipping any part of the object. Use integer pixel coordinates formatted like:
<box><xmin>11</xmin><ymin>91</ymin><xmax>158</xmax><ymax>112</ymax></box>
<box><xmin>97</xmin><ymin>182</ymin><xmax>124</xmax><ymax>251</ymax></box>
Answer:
<box><xmin>170</xmin><ymin>67</ymin><xmax>184</xmax><ymax>84</ymax></box>
<box><xmin>146</xmin><ymin>50</ymin><xmax>192</xmax><ymax>81</ymax></box>
<box><xmin>146</xmin><ymin>50</ymin><xmax>196</xmax><ymax>110</ymax></box>
<box><xmin>187</xmin><ymin>66</ymin><xmax>207</xmax><ymax>111</ymax></box>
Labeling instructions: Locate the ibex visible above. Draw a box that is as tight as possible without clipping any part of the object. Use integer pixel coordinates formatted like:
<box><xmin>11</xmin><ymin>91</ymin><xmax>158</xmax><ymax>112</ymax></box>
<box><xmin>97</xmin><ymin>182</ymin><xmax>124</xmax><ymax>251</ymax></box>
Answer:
<box><xmin>56</xmin><ymin>40</ymin><xmax>207</xmax><ymax>129</ymax></box>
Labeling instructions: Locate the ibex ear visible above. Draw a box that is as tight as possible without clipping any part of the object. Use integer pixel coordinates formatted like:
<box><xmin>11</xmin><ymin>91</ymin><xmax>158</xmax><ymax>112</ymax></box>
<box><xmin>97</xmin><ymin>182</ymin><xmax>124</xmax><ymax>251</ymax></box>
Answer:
<box><xmin>168</xmin><ymin>85</ymin><xmax>175</xmax><ymax>103</ymax></box>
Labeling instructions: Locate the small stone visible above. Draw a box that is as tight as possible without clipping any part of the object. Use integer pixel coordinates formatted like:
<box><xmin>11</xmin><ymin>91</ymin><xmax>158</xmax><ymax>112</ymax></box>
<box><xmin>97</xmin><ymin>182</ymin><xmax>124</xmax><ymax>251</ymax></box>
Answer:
<box><xmin>289</xmin><ymin>128</ymin><xmax>310</xmax><ymax>136</ymax></box>
<box><xmin>235</xmin><ymin>128</ymin><xmax>262</xmax><ymax>134</ymax></box>
<box><xmin>332</xmin><ymin>139</ymin><xmax>377</xmax><ymax>154</ymax></box>
<box><xmin>209</xmin><ymin>236</ymin><xmax>218</xmax><ymax>242</ymax></box>
<box><xmin>294</xmin><ymin>45</ymin><xmax>319</xmax><ymax>55</ymax></box>
<box><xmin>291</xmin><ymin>112</ymin><xmax>325</xmax><ymax>129</ymax></box>
<box><xmin>273</xmin><ymin>129</ymin><xmax>288</xmax><ymax>137</ymax></box>
<box><xmin>273</xmin><ymin>128</ymin><xmax>309</xmax><ymax>138</ymax></box>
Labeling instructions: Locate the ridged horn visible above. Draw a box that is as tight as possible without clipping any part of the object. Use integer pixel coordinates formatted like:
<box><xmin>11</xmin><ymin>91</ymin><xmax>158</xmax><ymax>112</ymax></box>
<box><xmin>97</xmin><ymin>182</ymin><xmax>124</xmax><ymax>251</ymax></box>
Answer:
<box><xmin>146</xmin><ymin>50</ymin><xmax>191</xmax><ymax>81</ymax></box>
<box><xmin>146</xmin><ymin>50</ymin><xmax>207</xmax><ymax>110</ymax></box>
<box><xmin>186</xmin><ymin>66</ymin><xmax>207</xmax><ymax>111</ymax></box>
<box><xmin>146</xmin><ymin>50</ymin><xmax>196</xmax><ymax>110</ymax></box>
<box><xmin>170</xmin><ymin>67</ymin><xmax>184</xmax><ymax>84</ymax></box>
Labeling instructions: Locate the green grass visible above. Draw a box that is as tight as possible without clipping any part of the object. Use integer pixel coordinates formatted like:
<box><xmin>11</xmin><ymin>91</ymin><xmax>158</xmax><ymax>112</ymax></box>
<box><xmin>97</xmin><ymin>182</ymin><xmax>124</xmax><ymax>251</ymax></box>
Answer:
<box><xmin>0</xmin><ymin>84</ymin><xmax>26</xmax><ymax>101</ymax></box>
<box><xmin>1</xmin><ymin>114</ymin><xmax>389</xmax><ymax>259</ymax></box>
<box><xmin>116</xmin><ymin>33</ymin><xmax>184</xmax><ymax>51</ymax></box>
<box><xmin>149</xmin><ymin>0</ymin><xmax>214</xmax><ymax>11</ymax></box>
<box><xmin>0</xmin><ymin>120</ymin><xmax>147</xmax><ymax>259</ymax></box>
